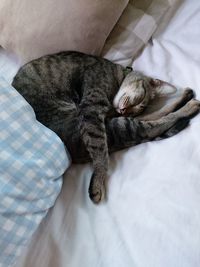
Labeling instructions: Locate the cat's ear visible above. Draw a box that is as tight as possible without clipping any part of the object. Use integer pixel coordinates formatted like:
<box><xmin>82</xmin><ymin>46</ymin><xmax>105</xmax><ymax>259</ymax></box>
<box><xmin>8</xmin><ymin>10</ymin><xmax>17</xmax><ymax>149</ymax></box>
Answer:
<box><xmin>150</xmin><ymin>78</ymin><xmax>177</xmax><ymax>97</ymax></box>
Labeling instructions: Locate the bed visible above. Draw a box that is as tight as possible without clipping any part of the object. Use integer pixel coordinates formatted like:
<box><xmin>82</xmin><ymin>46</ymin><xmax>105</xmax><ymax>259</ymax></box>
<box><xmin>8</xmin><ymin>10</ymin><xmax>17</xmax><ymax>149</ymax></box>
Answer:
<box><xmin>1</xmin><ymin>0</ymin><xmax>200</xmax><ymax>266</ymax></box>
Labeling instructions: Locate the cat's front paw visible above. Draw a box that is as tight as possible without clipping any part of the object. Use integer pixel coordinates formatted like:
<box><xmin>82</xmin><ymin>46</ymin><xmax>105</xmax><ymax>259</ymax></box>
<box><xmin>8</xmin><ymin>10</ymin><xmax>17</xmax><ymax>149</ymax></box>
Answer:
<box><xmin>180</xmin><ymin>99</ymin><xmax>200</xmax><ymax>118</ymax></box>
<box><xmin>183</xmin><ymin>88</ymin><xmax>195</xmax><ymax>101</ymax></box>
<box><xmin>88</xmin><ymin>171</ymin><xmax>106</xmax><ymax>204</ymax></box>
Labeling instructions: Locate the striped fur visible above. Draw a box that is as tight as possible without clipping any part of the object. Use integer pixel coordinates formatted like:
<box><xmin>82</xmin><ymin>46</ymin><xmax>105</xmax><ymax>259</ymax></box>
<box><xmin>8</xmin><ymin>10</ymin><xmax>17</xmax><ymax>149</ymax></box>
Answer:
<box><xmin>12</xmin><ymin>51</ymin><xmax>200</xmax><ymax>203</ymax></box>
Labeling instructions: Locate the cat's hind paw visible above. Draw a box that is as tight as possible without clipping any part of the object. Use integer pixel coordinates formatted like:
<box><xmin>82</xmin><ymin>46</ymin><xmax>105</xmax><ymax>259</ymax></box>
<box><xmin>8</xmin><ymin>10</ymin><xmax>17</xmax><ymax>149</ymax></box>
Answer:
<box><xmin>88</xmin><ymin>172</ymin><xmax>106</xmax><ymax>204</ymax></box>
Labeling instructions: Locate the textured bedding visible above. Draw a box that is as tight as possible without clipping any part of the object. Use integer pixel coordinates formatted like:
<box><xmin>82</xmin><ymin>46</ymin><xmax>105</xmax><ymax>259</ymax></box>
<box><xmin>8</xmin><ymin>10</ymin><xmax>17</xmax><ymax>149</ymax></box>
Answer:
<box><xmin>0</xmin><ymin>50</ymin><xmax>20</xmax><ymax>84</ymax></box>
<box><xmin>103</xmin><ymin>0</ymin><xmax>173</xmax><ymax>66</ymax></box>
<box><xmin>0</xmin><ymin>77</ymin><xmax>70</xmax><ymax>267</ymax></box>
<box><xmin>0</xmin><ymin>0</ymin><xmax>129</xmax><ymax>63</ymax></box>
<box><xmin>0</xmin><ymin>0</ymin><xmax>199</xmax><ymax>266</ymax></box>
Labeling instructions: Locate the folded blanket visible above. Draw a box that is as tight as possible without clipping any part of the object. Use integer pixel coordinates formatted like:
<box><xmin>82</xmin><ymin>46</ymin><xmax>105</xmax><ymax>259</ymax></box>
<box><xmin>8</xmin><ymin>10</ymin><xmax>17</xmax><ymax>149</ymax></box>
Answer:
<box><xmin>0</xmin><ymin>77</ymin><xmax>70</xmax><ymax>267</ymax></box>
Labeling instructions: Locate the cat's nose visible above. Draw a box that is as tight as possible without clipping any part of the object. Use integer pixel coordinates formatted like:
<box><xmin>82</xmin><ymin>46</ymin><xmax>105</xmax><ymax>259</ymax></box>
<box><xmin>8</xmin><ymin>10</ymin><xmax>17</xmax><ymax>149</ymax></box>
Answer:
<box><xmin>119</xmin><ymin>108</ymin><xmax>126</xmax><ymax>114</ymax></box>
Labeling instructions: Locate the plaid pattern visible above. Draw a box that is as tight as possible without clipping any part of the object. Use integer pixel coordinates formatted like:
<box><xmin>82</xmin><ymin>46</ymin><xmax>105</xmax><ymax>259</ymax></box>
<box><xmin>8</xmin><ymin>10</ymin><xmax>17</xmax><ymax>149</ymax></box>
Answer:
<box><xmin>103</xmin><ymin>0</ymin><xmax>177</xmax><ymax>66</ymax></box>
<box><xmin>0</xmin><ymin>77</ymin><xmax>70</xmax><ymax>267</ymax></box>
<box><xmin>0</xmin><ymin>49</ymin><xmax>20</xmax><ymax>83</ymax></box>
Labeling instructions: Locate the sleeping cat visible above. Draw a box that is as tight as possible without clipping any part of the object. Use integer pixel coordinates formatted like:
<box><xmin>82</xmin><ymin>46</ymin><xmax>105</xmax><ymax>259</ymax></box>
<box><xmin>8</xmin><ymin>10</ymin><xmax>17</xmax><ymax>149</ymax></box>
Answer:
<box><xmin>12</xmin><ymin>51</ymin><xmax>200</xmax><ymax>204</ymax></box>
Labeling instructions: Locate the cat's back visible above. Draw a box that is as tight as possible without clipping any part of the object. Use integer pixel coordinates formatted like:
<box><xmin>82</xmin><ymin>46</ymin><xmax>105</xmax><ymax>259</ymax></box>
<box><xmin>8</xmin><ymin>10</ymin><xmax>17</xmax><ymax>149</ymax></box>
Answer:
<box><xmin>12</xmin><ymin>51</ymin><xmax>102</xmax><ymax>90</ymax></box>
<box><xmin>12</xmin><ymin>51</ymin><xmax>125</xmax><ymax>110</ymax></box>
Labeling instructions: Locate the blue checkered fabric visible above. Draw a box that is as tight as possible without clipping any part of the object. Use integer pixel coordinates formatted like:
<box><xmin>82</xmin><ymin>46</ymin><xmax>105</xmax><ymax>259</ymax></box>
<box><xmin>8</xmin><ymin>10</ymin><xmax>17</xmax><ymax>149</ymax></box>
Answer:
<box><xmin>0</xmin><ymin>77</ymin><xmax>70</xmax><ymax>267</ymax></box>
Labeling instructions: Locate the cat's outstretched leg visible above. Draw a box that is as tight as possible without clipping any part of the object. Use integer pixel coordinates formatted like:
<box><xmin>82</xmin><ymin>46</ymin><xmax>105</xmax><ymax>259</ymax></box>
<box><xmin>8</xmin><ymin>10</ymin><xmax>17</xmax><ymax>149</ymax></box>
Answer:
<box><xmin>79</xmin><ymin>102</ymin><xmax>110</xmax><ymax>204</ymax></box>
<box><xmin>106</xmin><ymin>99</ymin><xmax>200</xmax><ymax>152</ymax></box>
<box><xmin>136</xmin><ymin>88</ymin><xmax>194</xmax><ymax>121</ymax></box>
<box><xmin>139</xmin><ymin>99</ymin><xmax>200</xmax><ymax>139</ymax></box>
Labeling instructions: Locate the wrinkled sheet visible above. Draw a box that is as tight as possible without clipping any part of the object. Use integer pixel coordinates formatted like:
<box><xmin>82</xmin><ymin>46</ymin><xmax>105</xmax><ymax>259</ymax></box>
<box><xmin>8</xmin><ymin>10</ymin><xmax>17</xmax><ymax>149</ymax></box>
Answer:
<box><xmin>8</xmin><ymin>0</ymin><xmax>200</xmax><ymax>266</ymax></box>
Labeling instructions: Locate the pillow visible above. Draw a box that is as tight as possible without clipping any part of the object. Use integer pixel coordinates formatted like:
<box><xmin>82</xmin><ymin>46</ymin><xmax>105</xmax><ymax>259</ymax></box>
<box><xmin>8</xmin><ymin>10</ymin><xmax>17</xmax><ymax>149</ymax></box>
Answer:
<box><xmin>102</xmin><ymin>0</ymin><xmax>176</xmax><ymax>66</ymax></box>
<box><xmin>0</xmin><ymin>0</ymin><xmax>128</xmax><ymax>64</ymax></box>
<box><xmin>0</xmin><ymin>77</ymin><xmax>70</xmax><ymax>267</ymax></box>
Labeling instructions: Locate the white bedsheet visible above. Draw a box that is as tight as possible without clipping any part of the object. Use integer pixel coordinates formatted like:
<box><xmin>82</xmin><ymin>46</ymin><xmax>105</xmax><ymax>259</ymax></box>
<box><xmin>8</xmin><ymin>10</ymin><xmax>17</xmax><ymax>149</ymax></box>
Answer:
<box><xmin>11</xmin><ymin>0</ymin><xmax>200</xmax><ymax>266</ymax></box>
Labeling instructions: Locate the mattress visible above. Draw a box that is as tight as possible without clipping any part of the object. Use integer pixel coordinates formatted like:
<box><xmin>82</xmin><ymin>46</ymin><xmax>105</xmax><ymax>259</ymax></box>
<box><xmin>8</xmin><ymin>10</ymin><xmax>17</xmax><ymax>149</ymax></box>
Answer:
<box><xmin>1</xmin><ymin>0</ymin><xmax>199</xmax><ymax>266</ymax></box>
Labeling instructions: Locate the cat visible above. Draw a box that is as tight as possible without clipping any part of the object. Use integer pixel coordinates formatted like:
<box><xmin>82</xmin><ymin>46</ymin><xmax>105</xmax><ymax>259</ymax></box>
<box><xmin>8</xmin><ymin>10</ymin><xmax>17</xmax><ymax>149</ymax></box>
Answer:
<box><xmin>113</xmin><ymin>70</ymin><xmax>178</xmax><ymax>116</ymax></box>
<box><xmin>12</xmin><ymin>51</ymin><xmax>200</xmax><ymax>204</ymax></box>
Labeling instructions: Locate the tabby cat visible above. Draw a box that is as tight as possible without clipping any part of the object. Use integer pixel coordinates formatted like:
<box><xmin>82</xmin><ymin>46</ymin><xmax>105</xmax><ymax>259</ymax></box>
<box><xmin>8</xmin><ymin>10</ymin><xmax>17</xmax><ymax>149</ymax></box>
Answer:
<box><xmin>12</xmin><ymin>51</ymin><xmax>200</xmax><ymax>204</ymax></box>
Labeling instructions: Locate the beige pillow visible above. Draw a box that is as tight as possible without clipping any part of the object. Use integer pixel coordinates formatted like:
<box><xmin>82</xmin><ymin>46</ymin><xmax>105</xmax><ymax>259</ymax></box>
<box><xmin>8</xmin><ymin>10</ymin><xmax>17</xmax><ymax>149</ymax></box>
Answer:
<box><xmin>103</xmin><ymin>0</ymin><xmax>178</xmax><ymax>66</ymax></box>
<box><xmin>0</xmin><ymin>0</ymin><xmax>128</xmax><ymax>63</ymax></box>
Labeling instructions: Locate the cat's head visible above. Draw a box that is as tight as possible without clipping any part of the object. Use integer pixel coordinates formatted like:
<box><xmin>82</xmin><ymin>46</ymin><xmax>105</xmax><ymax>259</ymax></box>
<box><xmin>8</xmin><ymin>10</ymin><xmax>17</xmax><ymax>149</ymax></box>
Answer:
<box><xmin>113</xmin><ymin>71</ymin><xmax>177</xmax><ymax>115</ymax></box>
